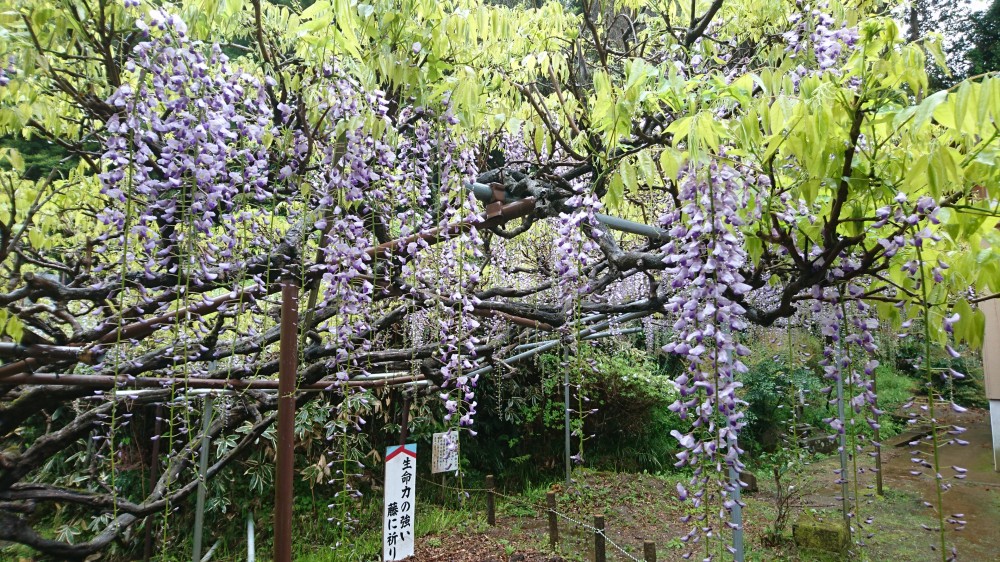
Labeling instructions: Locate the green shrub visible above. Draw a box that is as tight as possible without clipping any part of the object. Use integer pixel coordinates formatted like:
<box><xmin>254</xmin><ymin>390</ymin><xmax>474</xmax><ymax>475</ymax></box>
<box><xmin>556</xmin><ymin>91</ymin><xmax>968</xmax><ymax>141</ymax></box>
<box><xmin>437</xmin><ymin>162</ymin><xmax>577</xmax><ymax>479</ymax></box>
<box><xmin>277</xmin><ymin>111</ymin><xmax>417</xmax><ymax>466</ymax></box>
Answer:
<box><xmin>740</xmin><ymin>358</ymin><xmax>823</xmax><ymax>455</ymax></box>
<box><xmin>895</xmin><ymin>335</ymin><xmax>987</xmax><ymax>408</ymax></box>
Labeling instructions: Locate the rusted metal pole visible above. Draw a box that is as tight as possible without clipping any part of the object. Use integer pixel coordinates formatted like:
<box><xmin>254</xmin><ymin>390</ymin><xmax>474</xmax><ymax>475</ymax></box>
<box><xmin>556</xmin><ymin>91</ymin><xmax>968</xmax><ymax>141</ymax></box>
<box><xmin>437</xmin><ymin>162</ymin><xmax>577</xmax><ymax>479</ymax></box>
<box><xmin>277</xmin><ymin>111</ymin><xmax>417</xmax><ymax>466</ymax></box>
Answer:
<box><xmin>486</xmin><ymin>475</ymin><xmax>496</xmax><ymax>526</ymax></box>
<box><xmin>546</xmin><ymin>491</ymin><xmax>558</xmax><ymax>550</ymax></box>
<box><xmin>594</xmin><ymin>514</ymin><xmax>606</xmax><ymax>562</ymax></box>
<box><xmin>273</xmin><ymin>280</ymin><xmax>298</xmax><ymax>562</ymax></box>
<box><xmin>143</xmin><ymin>404</ymin><xmax>163</xmax><ymax>562</ymax></box>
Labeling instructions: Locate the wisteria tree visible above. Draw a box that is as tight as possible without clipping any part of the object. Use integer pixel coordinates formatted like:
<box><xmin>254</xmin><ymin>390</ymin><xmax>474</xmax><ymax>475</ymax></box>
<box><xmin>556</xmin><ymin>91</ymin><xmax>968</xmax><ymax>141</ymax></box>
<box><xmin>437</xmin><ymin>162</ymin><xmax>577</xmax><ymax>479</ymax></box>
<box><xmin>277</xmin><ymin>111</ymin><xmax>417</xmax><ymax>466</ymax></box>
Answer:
<box><xmin>1</xmin><ymin>0</ymin><xmax>998</xmax><ymax>559</ymax></box>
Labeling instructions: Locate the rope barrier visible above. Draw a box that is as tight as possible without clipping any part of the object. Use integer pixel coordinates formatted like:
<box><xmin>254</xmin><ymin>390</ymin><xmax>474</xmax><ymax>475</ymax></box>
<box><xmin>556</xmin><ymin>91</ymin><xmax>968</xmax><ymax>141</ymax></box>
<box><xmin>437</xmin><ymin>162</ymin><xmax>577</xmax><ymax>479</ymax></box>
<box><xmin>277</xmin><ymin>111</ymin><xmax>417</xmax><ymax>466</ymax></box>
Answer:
<box><xmin>416</xmin><ymin>475</ymin><xmax>643</xmax><ymax>561</ymax></box>
<box><xmin>417</xmin><ymin>475</ymin><xmax>490</xmax><ymax>494</ymax></box>
<box><xmin>548</xmin><ymin>510</ymin><xmax>642</xmax><ymax>562</ymax></box>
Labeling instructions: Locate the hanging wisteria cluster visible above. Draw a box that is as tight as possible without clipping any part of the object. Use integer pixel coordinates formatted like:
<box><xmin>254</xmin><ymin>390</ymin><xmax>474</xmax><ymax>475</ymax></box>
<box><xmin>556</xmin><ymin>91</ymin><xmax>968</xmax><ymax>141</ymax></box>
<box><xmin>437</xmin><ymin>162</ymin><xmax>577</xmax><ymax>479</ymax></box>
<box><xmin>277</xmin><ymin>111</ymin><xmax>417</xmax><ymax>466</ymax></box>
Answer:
<box><xmin>810</xmin><ymin>282</ymin><xmax>880</xmax><ymax>548</ymax></box>
<box><xmin>660</xmin><ymin>162</ymin><xmax>751</xmax><ymax>557</ymax></box>
<box><xmin>891</xmin><ymin>195</ymin><xmax>969</xmax><ymax>561</ymax></box>
<box><xmin>91</xmin><ymin>6</ymin><xmax>491</xmax><ymax>532</ymax></box>
<box><xmin>100</xmin><ymin>11</ymin><xmax>273</xmax><ymax>284</ymax></box>
<box><xmin>554</xmin><ymin>180</ymin><xmax>603</xmax><ymax>294</ymax></box>
<box><xmin>391</xmin><ymin>110</ymin><xmax>486</xmax><ymax>431</ymax></box>
<box><xmin>783</xmin><ymin>2</ymin><xmax>860</xmax><ymax>87</ymax></box>
<box><xmin>0</xmin><ymin>55</ymin><xmax>15</xmax><ymax>87</ymax></box>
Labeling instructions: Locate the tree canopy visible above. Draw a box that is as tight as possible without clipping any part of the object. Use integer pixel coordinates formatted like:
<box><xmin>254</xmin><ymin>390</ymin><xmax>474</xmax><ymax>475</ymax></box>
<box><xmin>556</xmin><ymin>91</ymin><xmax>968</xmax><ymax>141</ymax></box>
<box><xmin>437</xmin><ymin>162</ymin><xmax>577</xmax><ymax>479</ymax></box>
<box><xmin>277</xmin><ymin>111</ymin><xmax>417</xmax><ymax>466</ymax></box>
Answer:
<box><xmin>1</xmin><ymin>0</ymin><xmax>998</xmax><ymax>558</ymax></box>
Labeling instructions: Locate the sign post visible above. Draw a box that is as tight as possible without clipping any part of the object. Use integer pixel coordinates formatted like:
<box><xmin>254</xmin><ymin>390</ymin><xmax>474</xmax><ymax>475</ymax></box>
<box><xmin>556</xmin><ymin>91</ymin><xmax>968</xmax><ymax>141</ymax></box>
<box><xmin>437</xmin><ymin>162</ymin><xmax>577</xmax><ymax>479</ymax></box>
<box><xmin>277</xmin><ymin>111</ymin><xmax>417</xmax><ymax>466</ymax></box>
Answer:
<box><xmin>982</xmin><ymin>299</ymin><xmax>1000</xmax><ymax>472</ymax></box>
<box><xmin>431</xmin><ymin>431</ymin><xmax>458</xmax><ymax>474</ymax></box>
<box><xmin>383</xmin><ymin>444</ymin><xmax>417</xmax><ymax>561</ymax></box>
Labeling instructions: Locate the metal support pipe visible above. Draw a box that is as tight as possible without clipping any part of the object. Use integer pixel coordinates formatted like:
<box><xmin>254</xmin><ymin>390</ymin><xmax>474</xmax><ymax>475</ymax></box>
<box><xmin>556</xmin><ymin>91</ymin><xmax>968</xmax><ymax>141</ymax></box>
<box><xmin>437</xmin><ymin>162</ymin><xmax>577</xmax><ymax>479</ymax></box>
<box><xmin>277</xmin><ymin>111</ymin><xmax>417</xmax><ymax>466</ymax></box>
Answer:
<box><xmin>274</xmin><ymin>281</ymin><xmax>298</xmax><ymax>562</ymax></box>
<box><xmin>564</xmin><ymin>355</ymin><xmax>571</xmax><ymax>487</ymax></box>
<box><xmin>594</xmin><ymin>212</ymin><xmax>667</xmax><ymax>241</ymax></box>
<box><xmin>192</xmin><ymin>395</ymin><xmax>215</xmax><ymax>562</ymax></box>
<box><xmin>468</xmin><ymin>311</ymin><xmax>652</xmax><ymax>379</ymax></box>
<box><xmin>247</xmin><ymin>513</ymin><xmax>255</xmax><ymax>562</ymax></box>
<box><xmin>512</xmin><ymin>326</ymin><xmax>642</xmax><ymax>352</ymax></box>
<box><xmin>3</xmin><ymin>372</ymin><xmax>424</xmax><ymax>391</ymax></box>
<box><xmin>582</xmin><ymin>327</ymin><xmax>643</xmax><ymax>340</ymax></box>
<box><xmin>466</xmin><ymin>183</ymin><xmax>668</xmax><ymax>240</ymax></box>
<box><xmin>199</xmin><ymin>539</ymin><xmax>221</xmax><ymax>562</ymax></box>
<box><xmin>729</xmin><ymin>465</ymin><xmax>744</xmax><ymax>562</ymax></box>
<box><xmin>836</xmin><ymin>351</ymin><xmax>852</xmax><ymax>539</ymax></box>
<box><xmin>512</xmin><ymin>340</ymin><xmax>551</xmax><ymax>353</ymax></box>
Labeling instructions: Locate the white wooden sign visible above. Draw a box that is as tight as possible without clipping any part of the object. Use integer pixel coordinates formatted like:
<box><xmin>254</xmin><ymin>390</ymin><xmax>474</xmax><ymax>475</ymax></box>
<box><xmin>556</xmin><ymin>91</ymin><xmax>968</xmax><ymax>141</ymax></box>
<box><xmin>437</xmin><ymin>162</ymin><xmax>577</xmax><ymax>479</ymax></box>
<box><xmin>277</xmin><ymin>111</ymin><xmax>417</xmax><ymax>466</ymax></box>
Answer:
<box><xmin>431</xmin><ymin>430</ymin><xmax>459</xmax><ymax>474</ymax></box>
<box><xmin>383</xmin><ymin>443</ymin><xmax>416</xmax><ymax>561</ymax></box>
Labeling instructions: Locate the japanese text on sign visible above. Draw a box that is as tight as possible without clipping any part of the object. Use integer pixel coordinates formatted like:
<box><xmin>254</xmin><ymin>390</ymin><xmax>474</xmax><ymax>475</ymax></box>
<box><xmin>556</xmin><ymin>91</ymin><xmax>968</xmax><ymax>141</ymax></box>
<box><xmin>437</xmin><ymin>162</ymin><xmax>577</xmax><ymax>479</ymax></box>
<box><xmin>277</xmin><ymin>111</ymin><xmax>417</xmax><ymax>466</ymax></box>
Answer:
<box><xmin>383</xmin><ymin>444</ymin><xmax>416</xmax><ymax>561</ymax></box>
<box><xmin>431</xmin><ymin>430</ymin><xmax>459</xmax><ymax>474</ymax></box>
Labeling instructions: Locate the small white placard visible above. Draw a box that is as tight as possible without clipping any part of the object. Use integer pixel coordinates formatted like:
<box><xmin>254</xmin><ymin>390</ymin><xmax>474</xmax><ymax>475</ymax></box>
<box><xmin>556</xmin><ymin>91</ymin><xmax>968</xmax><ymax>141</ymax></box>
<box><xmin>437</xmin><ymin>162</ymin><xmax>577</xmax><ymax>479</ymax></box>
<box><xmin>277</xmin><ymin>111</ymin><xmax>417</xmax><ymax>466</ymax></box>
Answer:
<box><xmin>431</xmin><ymin>430</ymin><xmax>459</xmax><ymax>474</ymax></box>
<box><xmin>383</xmin><ymin>444</ymin><xmax>416</xmax><ymax>561</ymax></box>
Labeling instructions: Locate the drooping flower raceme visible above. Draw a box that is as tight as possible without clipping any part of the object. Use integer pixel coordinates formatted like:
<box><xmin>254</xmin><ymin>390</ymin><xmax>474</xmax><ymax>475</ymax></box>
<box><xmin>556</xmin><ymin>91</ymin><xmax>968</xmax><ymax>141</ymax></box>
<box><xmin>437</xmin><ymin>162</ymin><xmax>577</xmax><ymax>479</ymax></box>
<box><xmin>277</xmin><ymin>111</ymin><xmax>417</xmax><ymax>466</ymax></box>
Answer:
<box><xmin>660</xmin><ymin>161</ymin><xmax>751</xmax><ymax>556</ymax></box>
<box><xmin>783</xmin><ymin>3</ymin><xmax>860</xmax><ymax>88</ymax></box>
<box><xmin>99</xmin><ymin>15</ymin><xmax>273</xmax><ymax>285</ymax></box>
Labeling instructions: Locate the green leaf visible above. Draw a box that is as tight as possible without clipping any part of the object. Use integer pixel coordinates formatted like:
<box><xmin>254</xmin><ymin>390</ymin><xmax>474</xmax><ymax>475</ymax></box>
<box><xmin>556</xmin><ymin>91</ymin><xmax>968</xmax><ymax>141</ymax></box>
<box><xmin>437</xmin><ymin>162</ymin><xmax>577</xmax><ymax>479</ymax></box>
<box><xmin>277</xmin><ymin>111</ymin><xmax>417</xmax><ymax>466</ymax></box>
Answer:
<box><xmin>954</xmin><ymin>81</ymin><xmax>973</xmax><ymax>135</ymax></box>
<box><xmin>910</xmin><ymin>90</ymin><xmax>949</xmax><ymax>130</ymax></box>
<box><xmin>606</xmin><ymin>172</ymin><xmax>624</xmax><ymax>210</ymax></box>
<box><xmin>621</xmin><ymin>159</ymin><xmax>638</xmax><ymax>195</ymax></box>
<box><xmin>801</xmin><ymin>178</ymin><xmax>820</xmax><ymax>205</ymax></box>
<box><xmin>5</xmin><ymin>314</ymin><xmax>23</xmax><ymax>342</ymax></box>
<box><xmin>953</xmin><ymin>299</ymin><xmax>974</xmax><ymax>345</ymax></box>
<box><xmin>7</xmin><ymin>149</ymin><xmax>23</xmax><ymax>172</ymax></box>
<box><xmin>659</xmin><ymin>148</ymin><xmax>680</xmax><ymax>181</ymax></box>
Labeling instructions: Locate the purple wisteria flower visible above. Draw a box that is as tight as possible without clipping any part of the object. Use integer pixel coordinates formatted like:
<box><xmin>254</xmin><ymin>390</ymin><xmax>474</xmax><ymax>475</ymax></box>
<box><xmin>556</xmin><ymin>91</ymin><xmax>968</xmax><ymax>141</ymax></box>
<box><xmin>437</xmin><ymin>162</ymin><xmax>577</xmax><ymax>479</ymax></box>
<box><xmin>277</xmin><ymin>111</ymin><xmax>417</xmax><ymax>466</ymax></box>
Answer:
<box><xmin>659</xmin><ymin>161</ymin><xmax>751</xmax><ymax>554</ymax></box>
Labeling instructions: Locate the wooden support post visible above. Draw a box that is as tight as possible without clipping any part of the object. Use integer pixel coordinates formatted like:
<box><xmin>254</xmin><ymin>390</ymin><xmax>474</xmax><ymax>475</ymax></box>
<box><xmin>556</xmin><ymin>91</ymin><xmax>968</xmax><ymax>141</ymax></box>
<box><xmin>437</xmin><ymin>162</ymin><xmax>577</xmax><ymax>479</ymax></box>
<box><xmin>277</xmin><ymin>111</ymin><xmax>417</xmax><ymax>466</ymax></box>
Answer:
<box><xmin>594</xmin><ymin>514</ymin><xmax>606</xmax><ymax>562</ymax></box>
<box><xmin>192</xmin><ymin>395</ymin><xmax>215</xmax><ymax>562</ymax></box>
<box><xmin>273</xmin><ymin>280</ymin><xmax>298</xmax><ymax>562</ymax></box>
<box><xmin>143</xmin><ymin>404</ymin><xmax>163</xmax><ymax>562</ymax></box>
<box><xmin>546</xmin><ymin>491</ymin><xmax>559</xmax><ymax>550</ymax></box>
<box><xmin>643</xmin><ymin>540</ymin><xmax>656</xmax><ymax>562</ymax></box>
<box><xmin>399</xmin><ymin>392</ymin><xmax>410</xmax><ymax>446</ymax></box>
<box><xmin>486</xmin><ymin>475</ymin><xmax>496</xmax><ymax>526</ymax></box>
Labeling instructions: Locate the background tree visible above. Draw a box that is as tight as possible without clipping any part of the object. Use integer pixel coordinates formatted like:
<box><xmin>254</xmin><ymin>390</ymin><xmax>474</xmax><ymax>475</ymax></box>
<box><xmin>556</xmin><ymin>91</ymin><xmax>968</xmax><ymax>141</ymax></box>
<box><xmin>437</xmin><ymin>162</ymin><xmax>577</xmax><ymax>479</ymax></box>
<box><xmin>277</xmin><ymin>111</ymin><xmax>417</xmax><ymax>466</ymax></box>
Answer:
<box><xmin>967</xmin><ymin>0</ymin><xmax>1000</xmax><ymax>76</ymax></box>
<box><xmin>904</xmin><ymin>0</ymin><xmax>976</xmax><ymax>88</ymax></box>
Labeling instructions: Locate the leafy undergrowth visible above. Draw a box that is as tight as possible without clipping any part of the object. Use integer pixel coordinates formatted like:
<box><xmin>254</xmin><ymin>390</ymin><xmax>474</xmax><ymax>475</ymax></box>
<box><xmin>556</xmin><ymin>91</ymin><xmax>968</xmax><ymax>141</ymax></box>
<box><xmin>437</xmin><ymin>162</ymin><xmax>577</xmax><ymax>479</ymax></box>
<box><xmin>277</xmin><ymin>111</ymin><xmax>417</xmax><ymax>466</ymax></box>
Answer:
<box><xmin>284</xmin><ymin>406</ymin><xmax>1000</xmax><ymax>562</ymax></box>
<box><xmin>7</xmin><ymin>409</ymin><xmax>995</xmax><ymax>562</ymax></box>
<box><xmin>407</xmin><ymin>443</ymin><xmax>999</xmax><ymax>562</ymax></box>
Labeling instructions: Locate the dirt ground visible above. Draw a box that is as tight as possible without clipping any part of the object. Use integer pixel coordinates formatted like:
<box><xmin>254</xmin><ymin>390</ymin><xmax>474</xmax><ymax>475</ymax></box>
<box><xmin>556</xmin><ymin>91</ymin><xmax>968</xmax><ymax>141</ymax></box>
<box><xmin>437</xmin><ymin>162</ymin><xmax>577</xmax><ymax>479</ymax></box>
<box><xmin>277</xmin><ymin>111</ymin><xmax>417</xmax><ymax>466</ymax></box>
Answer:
<box><xmin>408</xmin><ymin>406</ymin><xmax>1000</xmax><ymax>562</ymax></box>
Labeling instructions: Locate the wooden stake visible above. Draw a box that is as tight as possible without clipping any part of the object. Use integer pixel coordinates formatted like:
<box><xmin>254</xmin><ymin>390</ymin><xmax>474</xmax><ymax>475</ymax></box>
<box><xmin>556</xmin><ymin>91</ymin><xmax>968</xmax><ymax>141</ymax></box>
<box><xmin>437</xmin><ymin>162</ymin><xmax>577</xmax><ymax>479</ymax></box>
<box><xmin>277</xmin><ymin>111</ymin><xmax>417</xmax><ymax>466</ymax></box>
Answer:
<box><xmin>594</xmin><ymin>514</ymin><xmax>606</xmax><ymax>562</ymax></box>
<box><xmin>546</xmin><ymin>491</ymin><xmax>559</xmax><ymax>550</ymax></box>
<box><xmin>643</xmin><ymin>540</ymin><xmax>656</xmax><ymax>562</ymax></box>
<box><xmin>486</xmin><ymin>475</ymin><xmax>496</xmax><ymax>526</ymax></box>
